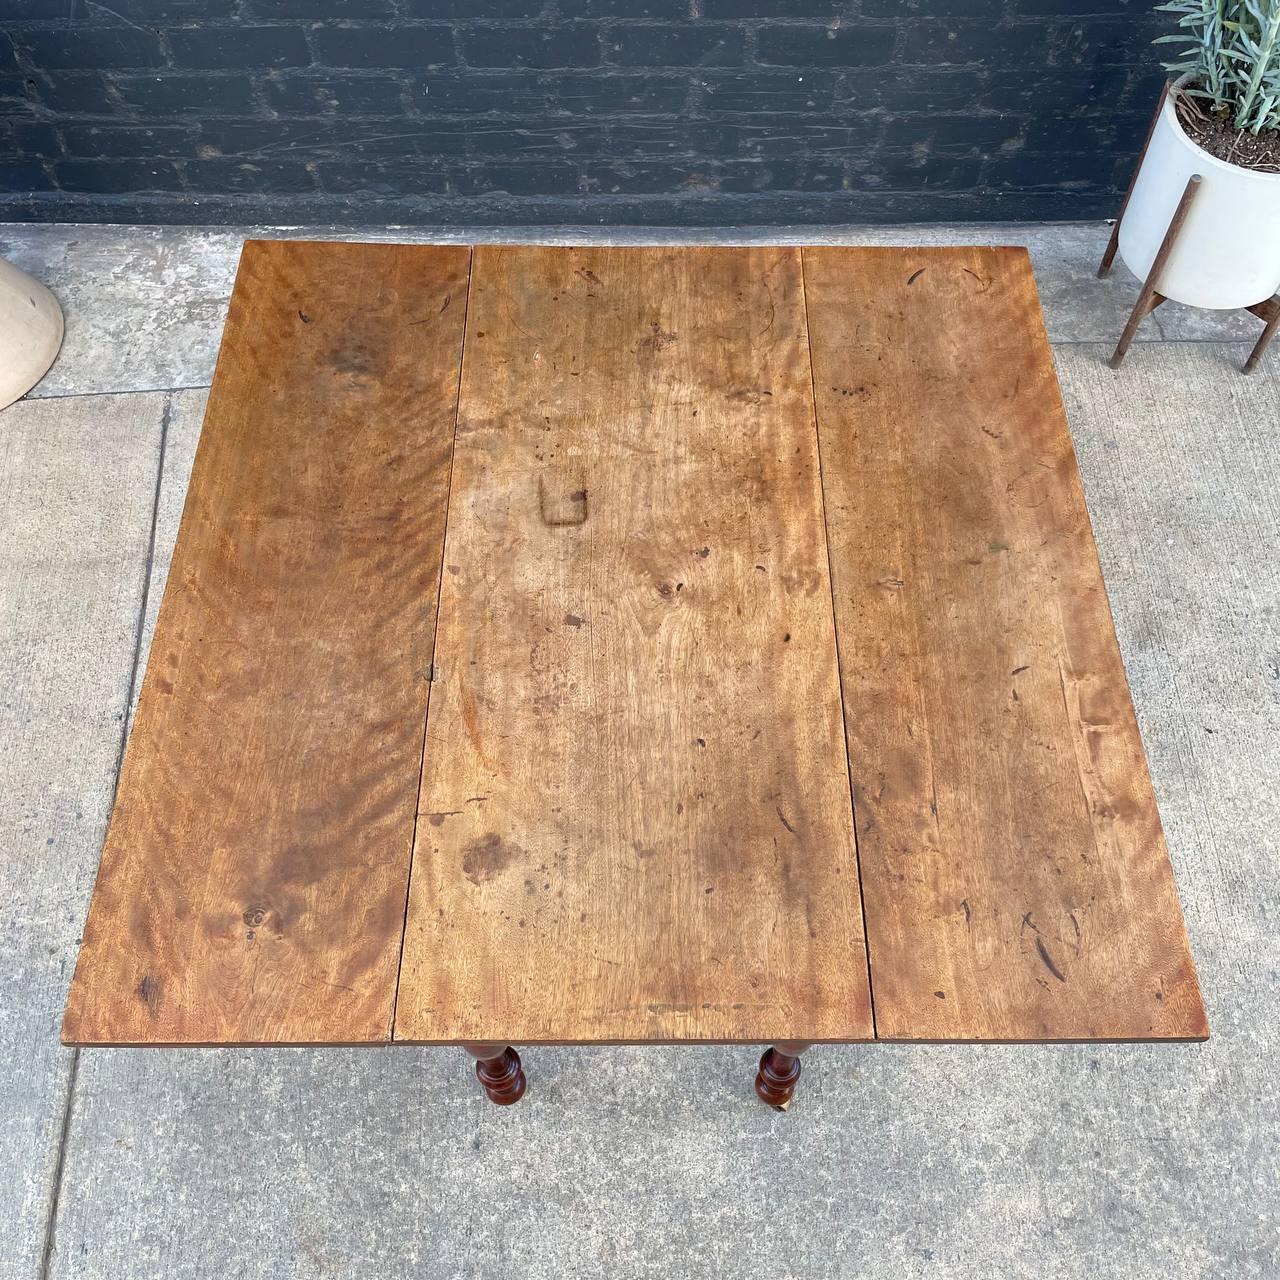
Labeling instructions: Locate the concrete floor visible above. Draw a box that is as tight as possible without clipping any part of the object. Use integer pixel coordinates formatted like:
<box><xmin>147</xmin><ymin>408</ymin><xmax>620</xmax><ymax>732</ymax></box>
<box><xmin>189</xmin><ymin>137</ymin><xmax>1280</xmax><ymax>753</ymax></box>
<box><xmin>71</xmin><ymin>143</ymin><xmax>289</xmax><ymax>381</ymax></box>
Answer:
<box><xmin>0</xmin><ymin>222</ymin><xmax>1276</xmax><ymax>1280</ymax></box>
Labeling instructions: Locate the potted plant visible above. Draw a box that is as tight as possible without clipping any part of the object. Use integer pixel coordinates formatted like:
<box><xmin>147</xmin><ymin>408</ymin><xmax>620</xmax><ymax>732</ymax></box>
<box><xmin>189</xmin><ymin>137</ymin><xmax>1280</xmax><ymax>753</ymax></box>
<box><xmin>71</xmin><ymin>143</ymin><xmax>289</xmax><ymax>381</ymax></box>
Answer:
<box><xmin>1100</xmin><ymin>0</ymin><xmax>1280</xmax><ymax>369</ymax></box>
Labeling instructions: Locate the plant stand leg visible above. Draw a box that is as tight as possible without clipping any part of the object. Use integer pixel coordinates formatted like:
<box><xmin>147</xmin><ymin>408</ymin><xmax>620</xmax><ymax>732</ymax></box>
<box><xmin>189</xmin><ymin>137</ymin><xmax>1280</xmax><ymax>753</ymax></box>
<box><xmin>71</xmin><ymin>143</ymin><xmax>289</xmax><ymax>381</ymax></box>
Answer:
<box><xmin>1098</xmin><ymin>80</ymin><xmax>1170</xmax><ymax>279</ymax></box>
<box><xmin>754</xmin><ymin>1041</ymin><xmax>812</xmax><ymax>1110</ymax></box>
<box><xmin>1244</xmin><ymin>296</ymin><xmax>1280</xmax><ymax>375</ymax></box>
<box><xmin>1109</xmin><ymin>174</ymin><xmax>1202</xmax><ymax>370</ymax></box>
<box><xmin>1111</xmin><ymin>291</ymin><xmax>1170</xmax><ymax>370</ymax></box>
<box><xmin>463</xmin><ymin>1043</ymin><xmax>527</xmax><ymax>1105</ymax></box>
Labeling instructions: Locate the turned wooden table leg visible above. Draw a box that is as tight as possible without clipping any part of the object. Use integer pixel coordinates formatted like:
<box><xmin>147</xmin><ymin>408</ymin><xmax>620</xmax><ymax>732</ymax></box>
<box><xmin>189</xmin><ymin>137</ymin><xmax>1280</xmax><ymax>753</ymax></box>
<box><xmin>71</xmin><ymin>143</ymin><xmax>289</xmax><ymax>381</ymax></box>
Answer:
<box><xmin>755</xmin><ymin>1041</ymin><xmax>812</xmax><ymax>1109</ymax></box>
<box><xmin>463</xmin><ymin>1043</ymin><xmax>526</xmax><ymax>1105</ymax></box>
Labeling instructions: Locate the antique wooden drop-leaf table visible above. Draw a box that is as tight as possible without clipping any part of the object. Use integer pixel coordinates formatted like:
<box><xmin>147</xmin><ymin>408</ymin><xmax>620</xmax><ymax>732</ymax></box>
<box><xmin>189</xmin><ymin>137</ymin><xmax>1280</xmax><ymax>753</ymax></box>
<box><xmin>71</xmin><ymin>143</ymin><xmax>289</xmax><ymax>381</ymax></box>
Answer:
<box><xmin>62</xmin><ymin>242</ymin><xmax>1207</xmax><ymax>1108</ymax></box>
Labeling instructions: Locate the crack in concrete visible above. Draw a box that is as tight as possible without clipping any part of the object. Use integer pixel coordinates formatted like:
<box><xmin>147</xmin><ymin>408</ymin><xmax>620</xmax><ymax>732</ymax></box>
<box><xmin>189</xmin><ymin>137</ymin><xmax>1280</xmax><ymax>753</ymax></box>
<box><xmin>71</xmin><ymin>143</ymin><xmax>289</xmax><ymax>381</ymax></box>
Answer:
<box><xmin>37</xmin><ymin>390</ymin><xmax>172</xmax><ymax>1280</ymax></box>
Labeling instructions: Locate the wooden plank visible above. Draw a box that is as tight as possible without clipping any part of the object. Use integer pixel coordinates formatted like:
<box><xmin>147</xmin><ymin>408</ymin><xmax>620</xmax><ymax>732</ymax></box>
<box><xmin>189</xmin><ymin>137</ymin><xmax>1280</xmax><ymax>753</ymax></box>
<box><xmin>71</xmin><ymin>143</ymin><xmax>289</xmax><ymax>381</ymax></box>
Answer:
<box><xmin>62</xmin><ymin>240</ymin><xmax>470</xmax><ymax>1046</ymax></box>
<box><xmin>804</xmin><ymin>246</ymin><xmax>1207</xmax><ymax>1041</ymax></box>
<box><xmin>394</xmin><ymin>245</ymin><xmax>873</xmax><ymax>1044</ymax></box>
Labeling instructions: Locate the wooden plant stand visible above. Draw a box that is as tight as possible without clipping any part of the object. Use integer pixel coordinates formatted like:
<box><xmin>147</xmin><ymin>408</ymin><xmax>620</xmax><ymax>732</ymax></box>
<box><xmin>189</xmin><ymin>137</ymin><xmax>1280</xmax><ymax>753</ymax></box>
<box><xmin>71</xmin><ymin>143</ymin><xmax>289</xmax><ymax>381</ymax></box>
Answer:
<box><xmin>1099</xmin><ymin>83</ymin><xmax>1280</xmax><ymax>374</ymax></box>
<box><xmin>61</xmin><ymin>242</ymin><xmax>1207</xmax><ymax>1109</ymax></box>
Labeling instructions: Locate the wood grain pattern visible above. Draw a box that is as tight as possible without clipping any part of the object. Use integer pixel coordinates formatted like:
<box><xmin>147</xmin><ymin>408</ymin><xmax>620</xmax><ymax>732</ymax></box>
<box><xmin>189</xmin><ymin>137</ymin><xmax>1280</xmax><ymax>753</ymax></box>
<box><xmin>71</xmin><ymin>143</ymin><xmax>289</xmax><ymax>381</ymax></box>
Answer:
<box><xmin>65</xmin><ymin>242</ymin><xmax>1208</xmax><ymax>1053</ymax></box>
<box><xmin>804</xmin><ymin>246</ymin><xmax>1207</xmax><ymax>1041</ymax></box>
<box><xmin>62</xmin><ymin>240</ymin><xmax>470</xmax><ymax>1046</ymax></box>
<box><xmin>394</xmin><ymin>245</ymin><xmax>873</xmax><ymax>1044</ymax></box>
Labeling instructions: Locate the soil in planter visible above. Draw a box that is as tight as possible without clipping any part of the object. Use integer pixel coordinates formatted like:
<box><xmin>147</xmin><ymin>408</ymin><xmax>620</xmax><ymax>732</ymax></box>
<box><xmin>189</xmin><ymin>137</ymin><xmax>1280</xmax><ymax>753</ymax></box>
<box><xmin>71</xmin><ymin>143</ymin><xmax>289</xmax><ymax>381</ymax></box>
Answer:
<box><xmin>1176</xmin><ymin>91</ymin><xmax>1280</xmax><ymax>175</ymax></box>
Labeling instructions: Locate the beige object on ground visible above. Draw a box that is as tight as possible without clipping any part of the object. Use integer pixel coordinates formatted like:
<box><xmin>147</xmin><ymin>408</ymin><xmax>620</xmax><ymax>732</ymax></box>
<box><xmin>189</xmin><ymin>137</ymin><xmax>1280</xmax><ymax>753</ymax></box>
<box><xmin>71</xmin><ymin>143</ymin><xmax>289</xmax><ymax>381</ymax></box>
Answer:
<box><xmin>0</xmin><ymin>256</ymin><xmax>64</xmax><ymax>410</ymax></box>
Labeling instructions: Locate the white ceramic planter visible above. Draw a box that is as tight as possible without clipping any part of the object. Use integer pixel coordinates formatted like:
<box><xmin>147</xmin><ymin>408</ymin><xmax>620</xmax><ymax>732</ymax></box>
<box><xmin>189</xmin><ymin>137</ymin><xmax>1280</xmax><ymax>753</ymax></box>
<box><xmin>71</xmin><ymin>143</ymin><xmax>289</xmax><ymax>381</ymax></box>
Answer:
<box><xmin>1119</xmin><ymin>76</ymin><xmax>1280</xmax><ymax>311</ymax></box>
<box><xmin>0</xmin><ymin>257</ymin><xmax>64</xmax><ymax>410</ymax></box>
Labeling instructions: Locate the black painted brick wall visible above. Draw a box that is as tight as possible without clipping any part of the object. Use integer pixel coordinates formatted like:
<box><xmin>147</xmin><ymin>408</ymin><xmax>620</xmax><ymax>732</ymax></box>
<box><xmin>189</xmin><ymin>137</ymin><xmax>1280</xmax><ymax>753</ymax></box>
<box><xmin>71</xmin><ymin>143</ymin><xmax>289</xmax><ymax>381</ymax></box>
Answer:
<box><xmin>0</xmin><ymin>0</ymin><xmax>1166</xmax><ymax>225</ymax></box>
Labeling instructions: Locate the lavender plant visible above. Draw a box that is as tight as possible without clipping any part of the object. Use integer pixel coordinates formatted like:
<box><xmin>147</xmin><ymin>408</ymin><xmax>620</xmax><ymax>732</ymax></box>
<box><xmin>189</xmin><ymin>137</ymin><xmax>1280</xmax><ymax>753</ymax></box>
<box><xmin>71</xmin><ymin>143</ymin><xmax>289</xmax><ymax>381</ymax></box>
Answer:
<box><xmin>1156</xmin><ymin>0</ymin><xmax>1280</xmax><ymax>134</ymax></box>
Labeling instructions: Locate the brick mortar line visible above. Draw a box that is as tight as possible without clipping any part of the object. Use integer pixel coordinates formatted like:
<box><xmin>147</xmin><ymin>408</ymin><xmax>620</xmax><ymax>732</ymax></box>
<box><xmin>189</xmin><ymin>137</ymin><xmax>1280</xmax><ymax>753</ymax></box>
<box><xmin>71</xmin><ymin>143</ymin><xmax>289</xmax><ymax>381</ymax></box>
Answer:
<box><xmin>0</xmin><ymin>17</ymin><xmax>1162</xmax><ymax>27</ymax></box>
<box><xmin>0</xmin><ymin>194</ymin><xmax>1136</xmax><ymax>212</ymax></box>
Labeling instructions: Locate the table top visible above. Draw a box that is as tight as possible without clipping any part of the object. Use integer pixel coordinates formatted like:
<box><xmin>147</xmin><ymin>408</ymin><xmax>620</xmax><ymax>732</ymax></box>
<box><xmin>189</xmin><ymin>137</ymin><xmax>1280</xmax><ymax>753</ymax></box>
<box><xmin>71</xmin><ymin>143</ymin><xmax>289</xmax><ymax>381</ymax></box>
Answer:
<box><xmin>61</xmin><ymin>241</ymin><xmax>1207</xmax><ymax>1048</ymax></box>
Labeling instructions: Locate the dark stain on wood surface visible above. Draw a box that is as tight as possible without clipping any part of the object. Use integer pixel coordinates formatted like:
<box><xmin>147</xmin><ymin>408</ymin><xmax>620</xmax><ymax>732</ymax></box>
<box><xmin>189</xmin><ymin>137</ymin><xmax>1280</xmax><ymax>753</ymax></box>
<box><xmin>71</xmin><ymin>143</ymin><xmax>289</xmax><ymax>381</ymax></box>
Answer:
<box><xmin>462</xmin><ymin>834</ymin><xmax>525</xmax><ymax>885</ymax></box>
<box><xmin>538</xmin><ymin>475</ymin><xmax>589</xmax><ymax>526</ymax></box>
<box><xmin>1035</xmin><ymin>938</ymin><xmax>1068</xmax><ymax>983</ymax></box>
